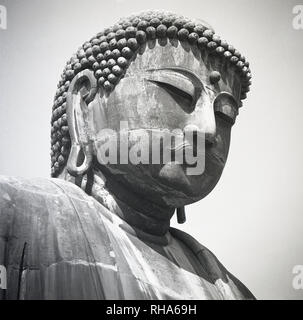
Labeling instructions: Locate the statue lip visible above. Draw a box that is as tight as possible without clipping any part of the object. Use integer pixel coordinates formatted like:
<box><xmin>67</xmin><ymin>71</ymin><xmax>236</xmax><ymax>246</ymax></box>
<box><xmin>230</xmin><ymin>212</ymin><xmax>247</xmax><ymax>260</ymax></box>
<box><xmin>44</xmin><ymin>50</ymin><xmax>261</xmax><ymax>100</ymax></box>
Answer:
<box><xmin>169</xmin><ymin>142</ymin><xmax>193</xmax><ymax>153</ymax></box>
<box><xmin>168</xmin><ymin>143</ymin><xmax>202</xmax><ymax>168</ymax></box>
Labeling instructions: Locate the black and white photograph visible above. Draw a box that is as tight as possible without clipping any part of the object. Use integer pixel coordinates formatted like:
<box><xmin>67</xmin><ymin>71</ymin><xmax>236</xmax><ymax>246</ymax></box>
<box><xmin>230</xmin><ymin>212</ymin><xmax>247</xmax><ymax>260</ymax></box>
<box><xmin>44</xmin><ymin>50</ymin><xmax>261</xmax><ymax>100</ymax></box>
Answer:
<box><xmin>0</xmin><ymin>0</ymin><xmax>302</xmax><ymax>305</ymax></box>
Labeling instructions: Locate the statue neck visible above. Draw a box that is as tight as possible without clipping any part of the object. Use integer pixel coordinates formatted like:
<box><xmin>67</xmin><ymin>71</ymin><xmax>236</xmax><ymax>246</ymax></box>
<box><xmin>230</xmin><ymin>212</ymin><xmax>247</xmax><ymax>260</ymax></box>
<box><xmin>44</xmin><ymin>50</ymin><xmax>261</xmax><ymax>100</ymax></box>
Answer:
<box><xmin>89</xmin><ymin>169</ymin><xmax>175</xmax><ymax>239</ymax></box>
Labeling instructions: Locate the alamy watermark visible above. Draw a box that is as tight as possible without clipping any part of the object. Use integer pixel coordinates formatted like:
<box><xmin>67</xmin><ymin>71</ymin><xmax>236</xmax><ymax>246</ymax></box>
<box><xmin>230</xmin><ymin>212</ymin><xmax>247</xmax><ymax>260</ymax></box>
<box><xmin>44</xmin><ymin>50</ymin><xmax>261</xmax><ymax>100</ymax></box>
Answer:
<box><xmin>0</xmin><ymin>265</ymin><xmax>7</xmax><ymax>290</ymax></box>
<box><xmin>292</xmin><ymin>265</ymin><xmax>303</xmax><ymax>290</ymax></box>
<box><xmin>0</xmin><ymin>5</ymin><xmax>7</xmax><ymax>30</ymax></box>
<box><xmin>94</xmin><ymin>121</ymin><xmax>205</xmax><ymax>175</ymax></box>
<box><xmin>293</xmin><ymin>5</ymin><xmax>303</xmax><ymax>30</ymax></box>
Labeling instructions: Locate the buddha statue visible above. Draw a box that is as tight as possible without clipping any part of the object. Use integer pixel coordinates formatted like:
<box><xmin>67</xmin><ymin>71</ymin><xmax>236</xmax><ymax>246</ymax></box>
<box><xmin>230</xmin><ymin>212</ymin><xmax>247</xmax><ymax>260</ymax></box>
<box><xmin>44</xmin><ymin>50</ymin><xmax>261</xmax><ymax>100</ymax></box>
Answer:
<box><xmin>0</xmin><ymin>11</ymin><xmax>254</xmax><ymax>300</ymax></box>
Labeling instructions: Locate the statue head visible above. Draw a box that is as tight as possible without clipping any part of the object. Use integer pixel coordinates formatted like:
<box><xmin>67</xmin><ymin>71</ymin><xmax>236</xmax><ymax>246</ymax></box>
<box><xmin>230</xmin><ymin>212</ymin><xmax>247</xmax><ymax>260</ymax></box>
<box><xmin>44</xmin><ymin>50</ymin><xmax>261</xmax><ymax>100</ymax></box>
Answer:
<box><xmin>50</xmin><ymin>11</ymin><xmax>251</xmax><ymax>209</ymax></box>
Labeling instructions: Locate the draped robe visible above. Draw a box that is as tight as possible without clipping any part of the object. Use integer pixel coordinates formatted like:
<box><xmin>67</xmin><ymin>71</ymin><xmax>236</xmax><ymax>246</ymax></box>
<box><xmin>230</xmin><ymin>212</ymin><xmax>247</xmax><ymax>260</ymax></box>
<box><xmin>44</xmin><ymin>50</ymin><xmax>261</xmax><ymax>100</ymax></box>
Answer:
<box><xmin>0</xmin><ymin>176</ymin><xmax>254</xmax><ymax>300</ymax></box>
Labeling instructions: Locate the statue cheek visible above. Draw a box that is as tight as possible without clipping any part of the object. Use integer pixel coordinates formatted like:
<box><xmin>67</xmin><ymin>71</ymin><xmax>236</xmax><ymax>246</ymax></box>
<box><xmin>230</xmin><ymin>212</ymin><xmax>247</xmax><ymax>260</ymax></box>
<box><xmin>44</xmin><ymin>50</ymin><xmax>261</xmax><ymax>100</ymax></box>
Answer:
<box><xmin>209</xmin><ymin>121</ymin><xmax>232</xmax><ymax>163</ymax></box>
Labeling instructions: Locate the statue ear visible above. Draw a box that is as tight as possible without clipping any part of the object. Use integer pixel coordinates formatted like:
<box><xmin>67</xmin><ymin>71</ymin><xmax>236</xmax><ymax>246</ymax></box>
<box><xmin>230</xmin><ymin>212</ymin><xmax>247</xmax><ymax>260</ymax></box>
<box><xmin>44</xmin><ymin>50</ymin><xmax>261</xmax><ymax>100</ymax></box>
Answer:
<box><xmin>66</xmin><ymin>70</ymin><xmax>98</xmax><ymax>176</ymax></box>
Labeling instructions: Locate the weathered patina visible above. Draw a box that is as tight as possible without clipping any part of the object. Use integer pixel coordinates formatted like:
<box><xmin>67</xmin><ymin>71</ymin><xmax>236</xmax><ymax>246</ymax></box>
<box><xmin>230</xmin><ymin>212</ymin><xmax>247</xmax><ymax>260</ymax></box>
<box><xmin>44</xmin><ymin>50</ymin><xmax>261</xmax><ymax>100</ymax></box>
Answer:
<box><xmin>0</xmin><ymin>11</ymin><xmax>254</xmax><ymax>300</ymax></box>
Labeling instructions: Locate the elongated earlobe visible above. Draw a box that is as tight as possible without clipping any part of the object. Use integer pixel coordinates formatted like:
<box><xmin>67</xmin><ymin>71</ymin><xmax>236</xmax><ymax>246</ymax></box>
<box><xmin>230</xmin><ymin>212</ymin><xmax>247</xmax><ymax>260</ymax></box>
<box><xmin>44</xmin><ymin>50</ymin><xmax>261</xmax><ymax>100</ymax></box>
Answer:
<box><xmin>177</xmin><ymin>207</ymin><xmax>186</xmax><ymax>224</ymax></box>
<box><xmin>67</xmin><ymin>143</ymin><xmax>93</xmax><ymax>177</ymax></box>
<box><xmin>66</xmin><ymin>70</ymin><xmax>98</xmax><ymax>177</ymax></box>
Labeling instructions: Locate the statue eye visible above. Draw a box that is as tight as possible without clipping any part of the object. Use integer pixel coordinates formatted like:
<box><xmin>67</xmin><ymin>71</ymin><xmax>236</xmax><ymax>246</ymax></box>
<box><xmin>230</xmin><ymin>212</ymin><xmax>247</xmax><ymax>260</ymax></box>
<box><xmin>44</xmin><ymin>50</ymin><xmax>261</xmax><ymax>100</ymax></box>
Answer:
<box><xmin>145</xmin><ymin>69</ymin><xmax>200</xmax><ymax>114</ymax></box>
<box><xmin>152</xmin><ymin>81</ymin><xmax>195</xmax><ymax>113</ymax></box>
<box><xmin>213</xmin><ymin>92</ymin><xmax>239</xmax><ymax>125</ymax></box>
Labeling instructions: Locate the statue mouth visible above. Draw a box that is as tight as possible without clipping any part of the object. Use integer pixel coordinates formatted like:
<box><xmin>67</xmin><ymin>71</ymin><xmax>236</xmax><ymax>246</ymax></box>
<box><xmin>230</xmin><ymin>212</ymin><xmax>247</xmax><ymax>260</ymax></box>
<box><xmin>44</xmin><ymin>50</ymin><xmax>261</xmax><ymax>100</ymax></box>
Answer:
<box><xmin>169</xmin><ymin>142</ymin><xmax>193</xmax><ymax>153</ymax></box>
<box><xmin>168</xmin><ymin>142</ymin><xmax>202</xmax><ymax>168</ymax></box>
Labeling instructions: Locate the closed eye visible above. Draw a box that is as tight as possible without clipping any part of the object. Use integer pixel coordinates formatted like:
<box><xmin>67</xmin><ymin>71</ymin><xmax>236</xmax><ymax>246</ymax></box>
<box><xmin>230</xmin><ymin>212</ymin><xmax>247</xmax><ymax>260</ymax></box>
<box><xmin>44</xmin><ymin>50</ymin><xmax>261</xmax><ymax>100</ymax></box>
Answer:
<box><xmin>145</xmin><ymin>68</ymin><xmax>202</xmax><ymax>114</ymax></box>
<box><xmin>149</xmin><ymin>80</ymin><xmax>194</xmax><ymax>113</ymax></box>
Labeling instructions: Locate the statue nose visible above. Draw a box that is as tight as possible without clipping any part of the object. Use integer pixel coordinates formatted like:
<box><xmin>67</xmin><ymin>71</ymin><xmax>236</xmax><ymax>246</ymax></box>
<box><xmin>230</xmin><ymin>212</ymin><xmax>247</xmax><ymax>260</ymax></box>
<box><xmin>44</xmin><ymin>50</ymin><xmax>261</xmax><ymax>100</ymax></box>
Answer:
<box><xmin>185</xmin><ymin>91</ymin><xmax>217</xmax><ymax>146</ymax></box>
<box><xmin>184</xmin><ymin>110</ymin><xmax>216</xmax><ymax>147</ymax></box>
<box><xmin>204</xmin><ymin>135</ymin><xmax>215</xmax><ymax>148</ymax></box>
<box><xmin>205</xmin><ymin>129</ymin><xmax>216</xmax><ymax>146</ymax></box>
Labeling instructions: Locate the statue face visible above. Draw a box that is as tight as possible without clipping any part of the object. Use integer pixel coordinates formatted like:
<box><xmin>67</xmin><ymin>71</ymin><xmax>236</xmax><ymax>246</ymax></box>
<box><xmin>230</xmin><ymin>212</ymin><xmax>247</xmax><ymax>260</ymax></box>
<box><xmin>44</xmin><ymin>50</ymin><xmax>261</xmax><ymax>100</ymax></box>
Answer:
<box><xmin>89</xmin><ymin>41</ymin><xmax>240</xmax><ymax>207</ymax></box>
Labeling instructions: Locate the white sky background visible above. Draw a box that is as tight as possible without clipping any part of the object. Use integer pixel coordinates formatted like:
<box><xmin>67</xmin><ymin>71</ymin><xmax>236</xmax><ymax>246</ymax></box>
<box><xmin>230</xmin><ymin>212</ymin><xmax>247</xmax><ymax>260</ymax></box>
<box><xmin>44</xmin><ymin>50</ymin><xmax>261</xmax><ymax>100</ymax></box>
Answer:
<box><xmin>0</xmin><ymin>0</ymin><xmax>302</xmax><ymax>300</ymax></box>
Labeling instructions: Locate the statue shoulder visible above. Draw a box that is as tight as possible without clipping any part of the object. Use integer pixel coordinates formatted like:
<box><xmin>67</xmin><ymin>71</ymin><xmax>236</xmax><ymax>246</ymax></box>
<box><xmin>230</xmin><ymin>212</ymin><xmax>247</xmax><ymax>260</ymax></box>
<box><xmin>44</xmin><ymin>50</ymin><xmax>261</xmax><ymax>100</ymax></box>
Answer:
<box><xmin>0</xmin><ymin>175</ymin><xmax>56</xmax><ymax>229</ymax></box>
<box><xmin>170</xmin><ymin>227</ymin><xmax>256</xmax><ymax>300</ymax></box>
<box><xmin>0</xmin><ymin>174</ymin><xmax>112</xmax><ymax>245</ymax></box>
<box><xmin>0</xmin><ymin>175</ymin><xmax>82</xmax><ymax>225</ymax></box>
<box><xmin>0</xmin><ymin>175</ymin><xmax>116</xmax><ymax>299</ymax></box>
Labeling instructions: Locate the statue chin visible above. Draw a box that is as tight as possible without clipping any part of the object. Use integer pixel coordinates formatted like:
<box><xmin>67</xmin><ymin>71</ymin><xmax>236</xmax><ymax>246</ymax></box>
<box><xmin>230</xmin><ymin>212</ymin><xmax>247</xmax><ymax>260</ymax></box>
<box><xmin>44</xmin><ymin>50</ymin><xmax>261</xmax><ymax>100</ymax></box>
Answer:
<box><xmin>142</xmin><ymin>172</ymin><xmax>222</xmax><ymax>208</ymax></box>
<box><xmin>101</xmin><ymin>155</ymin><xmax>225</xmax><ymax>208</ymax></box>
<box><xmin>157</xmin><ymin>162</ymin><xmax>224</xmax><ymax>206</ymax></box>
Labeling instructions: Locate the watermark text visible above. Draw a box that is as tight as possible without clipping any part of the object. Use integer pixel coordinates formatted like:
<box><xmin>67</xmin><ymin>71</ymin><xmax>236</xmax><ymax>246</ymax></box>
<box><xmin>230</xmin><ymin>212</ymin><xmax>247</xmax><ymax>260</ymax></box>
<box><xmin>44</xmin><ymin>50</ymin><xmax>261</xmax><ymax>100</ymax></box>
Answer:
<box><xmin>0</xmin><ymin>5</ymin><xmax>7</xmax><ymax>30</ymax></box>
<box><xmin>293</xmin><ymin>5</ymin><xmax>303</xmax><ymax>30</ymax></box>
<box><xmin>292</xmin><ymin>265</ymin><xmax>303</xmax><ymax>290</ymax></box>
<box><xmin>94</xmin><ymin>121</ymin><xmax>205</xmax><ymax>176</ymax></box>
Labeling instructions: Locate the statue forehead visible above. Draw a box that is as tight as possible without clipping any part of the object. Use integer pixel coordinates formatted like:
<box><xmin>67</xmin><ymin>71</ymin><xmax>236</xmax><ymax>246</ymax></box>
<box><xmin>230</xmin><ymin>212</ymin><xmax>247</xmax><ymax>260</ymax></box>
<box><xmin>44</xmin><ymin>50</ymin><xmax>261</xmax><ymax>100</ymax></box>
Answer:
<box><xmin>117</xmin><ymin>41</ymin><xmax>242</xmax><ymax>100</ymax></box>
<box><xmin>126</xmin><ymin>41</ymin><xmax>203</xmax><ymax>73</ymax></box>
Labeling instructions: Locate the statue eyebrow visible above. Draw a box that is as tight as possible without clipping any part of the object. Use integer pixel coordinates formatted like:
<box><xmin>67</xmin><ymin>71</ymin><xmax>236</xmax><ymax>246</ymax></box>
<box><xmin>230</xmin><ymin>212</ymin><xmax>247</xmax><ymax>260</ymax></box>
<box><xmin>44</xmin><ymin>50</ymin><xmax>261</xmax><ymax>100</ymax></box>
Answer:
<box><xmin>145</xmin><ymin>67</ymin><xmax>204</xmax><ymax>90</ymax></box>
